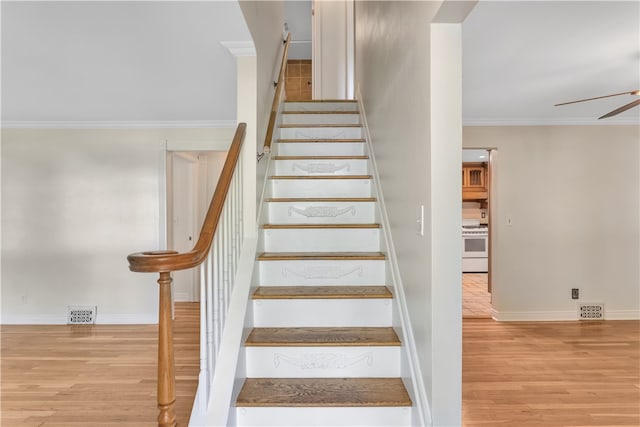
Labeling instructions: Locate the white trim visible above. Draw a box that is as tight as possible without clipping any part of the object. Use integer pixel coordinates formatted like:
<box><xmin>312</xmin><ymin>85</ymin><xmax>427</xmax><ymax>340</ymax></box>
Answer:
<box><xmin>356</xmin><ymin>90</ymin><xmax>432</xmax><ymax>427</ymax></box>
<box><xmin>1</xmin><ymin>313</ymin><xmax>157</xmax><ymax>325</ymax></box>
<box><xmin>492</xmin><ymin>308</ymin><xmax>640</xmax><ymax>321</ymax></box>
<box><xmin>463</xmin><ymin>117</ymin><xmax>640</xmax><ymax>126</ymax></box>
<box><xmin>220</xmin><ymin>41</ymin><xmax>256</xmax><ymax>57</ymax></box>
<box><xmin>166</xmin><ymin>138</ymin><xmax>234</xmax><ymax>152</ymax></box>
<box><xmin>1</xmin><ymin>120</ymin><xmax>237</xmax><ymax>130</ymax></box>
<box><xmin>606</xmin><ymin>310</ymin><xmax>640</xmax><ymax>320</ymax></box>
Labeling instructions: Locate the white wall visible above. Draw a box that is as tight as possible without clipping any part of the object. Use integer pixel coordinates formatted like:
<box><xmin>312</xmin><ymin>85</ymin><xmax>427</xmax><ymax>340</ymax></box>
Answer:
<box><xmin>238</xmin><ymin>0</ymin><xmax>284</xmax><ymax>152</ymax></box>
<box><xmin>464</xmin><ymin>125</ymin><xmax>640</xmax><ymax>320</ymax></box>
<box><xmin>1</xmin><ymin>128</ymin><xmax>235</xmax><ymax>324</ymax></box>
<box><xmin>285</xmin><ymin>0</ymin><xmax>312</xmax><ymax>59</ymax></box>
<box><xmin>355</xmin><ymin>2</ymin><xmax>462</xmax><ymax>426</ymax></box>
<box><xmin>1</xmin><ymin>1</ymin><xmax>251</xmax><ymax>124</ymax></box>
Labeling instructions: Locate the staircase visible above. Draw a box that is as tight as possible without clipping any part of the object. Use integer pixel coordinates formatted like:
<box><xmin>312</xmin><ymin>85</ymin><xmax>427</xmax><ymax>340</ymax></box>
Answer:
<box><xmin>233</xmin><ymin>100</ymin><xmax>412</xmax><ymax>426</ymax></box>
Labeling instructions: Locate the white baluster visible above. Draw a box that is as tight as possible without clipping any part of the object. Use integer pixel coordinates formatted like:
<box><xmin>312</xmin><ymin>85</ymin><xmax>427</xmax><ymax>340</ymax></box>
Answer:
<box><xmin>198</xmin><ymin>261</ymin><xmax>209</xmax><ymax>409</ymax></box>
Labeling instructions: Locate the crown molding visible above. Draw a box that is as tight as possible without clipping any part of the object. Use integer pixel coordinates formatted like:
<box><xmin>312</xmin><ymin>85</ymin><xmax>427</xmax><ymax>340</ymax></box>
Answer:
<box><xmin>1</xmin><ymin>120</ymin><xmax>237</xmax><ymax>130</ymax></box>
<box><xmin>220</xmin><ymin>41</ymin><xmax>256</xmax><ymax>57</ymax></box>
<box><xmin>463</xmin><ymin>117</ymin><xmax>640</xmax><ymax>126</ymax></box>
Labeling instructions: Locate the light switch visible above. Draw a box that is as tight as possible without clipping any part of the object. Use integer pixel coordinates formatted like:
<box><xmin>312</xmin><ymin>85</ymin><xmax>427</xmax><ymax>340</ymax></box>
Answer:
<box><xmin>416</xmin><ymin>204</ymin><xmax>424</xmax><ymax>236</ymax></box>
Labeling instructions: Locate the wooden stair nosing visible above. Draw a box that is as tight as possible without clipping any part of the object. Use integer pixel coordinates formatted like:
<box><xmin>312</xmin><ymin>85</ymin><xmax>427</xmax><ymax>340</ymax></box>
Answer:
<box><xmin>273</xmin><ymin>155</ymin><xmax>369</xmax><ymax>160</ymax></box>
<box><xmin>265</xmin><ymin>197</ymin><xmax>377</xmax><ymax>202</ymax></box>
<box><xmin>279</xmin><ymin>124</ymin><xmax>363</xmax><ymax>128</ymax></box>
<box><xmin>277</xmin><ymin>138</ymin><xmax>365</xmax><ymax>143</ymax></box>
<box><xmin>285</xmin><ymin>100</ymin><xmax>358</xmax><ymax>104</ymax></box>
<box><xmin>282</xmin><ymin>110</ymin><xmax>360</xmax><ymax>115</ymax></box>
<box><xmin>252</xmin><ymin>285</ymin><xmax>392</xmax><ymax>300</ymax></box>
<box><xmin>236</xmin><ymin>378</ymin><xmax>412</xmax><ymax>407</ymax></box>
<box><xmin>269</xmin><ymin>175</ymin><xmax>372</xmax><ymax>180</ymax></box>
<box><xmin>257</xmin><ymin>252</ymin><xmax>386</xmax><ymax>261</ymax></box>
<box><xmin>262</xmin><ymin>223</ymin><xmax>380</xmax><ymax>229</ymax></box>
<box><xmin>245</xmin><ymin>326</ymin><xmax>400</xmax><ymax>347</ymax></box>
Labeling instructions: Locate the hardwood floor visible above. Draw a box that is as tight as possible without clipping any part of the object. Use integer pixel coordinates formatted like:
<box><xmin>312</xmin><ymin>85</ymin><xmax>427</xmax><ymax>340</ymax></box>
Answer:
<box><xmin>463</xmin><ymin>319</ymin><xmax>640</xmax><ymax>426</ymax></box>
<box><xmin>1</xmin><ymin>302</ymin><xmax>199</xmax><ymax>426</ymax></box>
<box><xmin>463</xmin><ymin>273</ymin><xmax>492</xmax><ymax>318</ymax></box>
<box><xmin>3</xmin><ymin>302</ymin><xmax>638</xmax><ymax>426</ymax></box>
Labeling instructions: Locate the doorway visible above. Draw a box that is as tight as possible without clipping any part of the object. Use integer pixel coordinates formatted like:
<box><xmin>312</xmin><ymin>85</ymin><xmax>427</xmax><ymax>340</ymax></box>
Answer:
<box><xmin>167</xmin><ymin>151</ymin><xmax>228</xmax><ymax>302</ymax></box>
<box><xmin>462</xmin><ymin>148</ymin><xmax>493</xmax><ymax>318</ymax></box>
<box><xmin>169</xmin><ymin>153</ymin><xmax>198</xmax><ymax>302</ymax></box>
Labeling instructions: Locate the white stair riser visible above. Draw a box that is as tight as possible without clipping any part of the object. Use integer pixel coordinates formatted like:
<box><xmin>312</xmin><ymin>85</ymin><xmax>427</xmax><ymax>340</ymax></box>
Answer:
<box><xmin>253</xmin><ymin>299</ymin><xmax>392</xmax><ymax>327</ymax></box>
<box><xmin>236</xmin><ymin>407</ymin><xmax>411</xmax><ymax>426</ymax></box>
<box><xmin>245</xmin><ymin>347</ymin><xmax>400</xmax><ymax>378</ymax></box>
<box><xmin>259</xmin><ymin>260</ymin><xmax>386</xmax><ymax>286</ymax></box>
<box><xmin>270</xmin><ymin>179</ymin><xmax>372</xmax><ymax>198</ymax></box>
<box><xmin>279</xmin><ymin>127</ymin><xmax>362</xmax><ymax>139</ymax></box>
<box><xmin>267</xmin><ymin>201</ymin><xmax>376</xmax><ymax>224</ymax></box>
<box><xmin>283</xmin><ymin>102</ymin><xmax>359</xmax><ymax>112</ymax></box>
<box><xmin>274</xmin><ymin>159</ymin><xmax>368</xmax><ymax>176</ymax></box>
<box><xmin>281</xmin><ymin>113</ymin><xmax>361</xmax><ymax>125</ymax></box>
<box><xmin>262</xmin><ymin>228</ymin><xmax>380</xmax><ymax>252</ymax></box>
<box><xmin>276</xmin><ymin>142</ymin><xmax>365</xmax><ymax>157</ymax></box>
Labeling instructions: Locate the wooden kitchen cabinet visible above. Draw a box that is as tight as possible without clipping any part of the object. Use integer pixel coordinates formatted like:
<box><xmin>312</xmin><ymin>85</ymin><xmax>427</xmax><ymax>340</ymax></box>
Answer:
<box><xmin>462</xmin><ymin>163</ymin><xmax>488</xmax><ymax>200</ymax></box>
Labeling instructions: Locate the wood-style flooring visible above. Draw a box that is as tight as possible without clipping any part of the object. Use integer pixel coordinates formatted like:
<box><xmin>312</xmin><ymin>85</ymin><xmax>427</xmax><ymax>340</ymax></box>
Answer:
<box><xmin>463</xmin><ymin>319</ymin><xmax>640</xmax><ymax>426</ymax></box>
<box><xmin>2</xmin><ymin>301</ymin><xmax>639</xmax><ymax>426</ymax></box>
<box><xmin>0</xmin><ymin>302</ymin><xmax>199</xmax><ymax>427</ymax></box>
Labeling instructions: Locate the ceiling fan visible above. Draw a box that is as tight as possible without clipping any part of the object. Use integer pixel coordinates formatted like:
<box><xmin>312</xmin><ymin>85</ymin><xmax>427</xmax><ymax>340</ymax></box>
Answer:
<box><xmin>555</xmin><ymin>90</ymin><xmax>640</xmax><ymax>119</ymax></box>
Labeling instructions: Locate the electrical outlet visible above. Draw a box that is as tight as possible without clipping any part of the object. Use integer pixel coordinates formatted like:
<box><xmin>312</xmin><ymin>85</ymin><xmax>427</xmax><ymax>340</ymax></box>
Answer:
<box><xmin>571</xmin><ymin>288</ymin><xmax>579</xmax><ymax>299</ymax></box>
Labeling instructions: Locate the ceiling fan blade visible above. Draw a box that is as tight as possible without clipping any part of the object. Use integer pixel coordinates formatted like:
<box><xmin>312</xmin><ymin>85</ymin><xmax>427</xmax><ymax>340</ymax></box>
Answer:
<box><xmin>598</xmin><ymin>99</ymin><xmax>640</xmax><ymax>119</ymax></box>
<box><xmin>555</xmin><ymin>90</ymin><xmax>639</xmax><ymax>106</ymax></box>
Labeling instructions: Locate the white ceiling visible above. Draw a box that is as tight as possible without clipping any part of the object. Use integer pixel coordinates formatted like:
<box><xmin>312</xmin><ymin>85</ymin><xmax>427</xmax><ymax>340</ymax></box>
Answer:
<box><xmin>1</xmin><ymin>1</ymin><xmax>251</xmax><ymax>125</ymax></box>
<box><xmin>2</xmin><ymin>1</ymin><xmax>638</xmax><ymax>126</ymax></box>
<box><xmin>463</xmin><ymin>1</ymin><xmax>640</xmax><ymax>125</ymax></box>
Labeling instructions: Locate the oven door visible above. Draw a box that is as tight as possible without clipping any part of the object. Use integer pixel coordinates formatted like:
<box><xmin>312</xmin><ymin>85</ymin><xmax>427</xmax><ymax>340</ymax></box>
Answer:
<box><xmin>462</xmin><ymin>234</ymin><xmax>488</xmax><ymax>258</ymax></box>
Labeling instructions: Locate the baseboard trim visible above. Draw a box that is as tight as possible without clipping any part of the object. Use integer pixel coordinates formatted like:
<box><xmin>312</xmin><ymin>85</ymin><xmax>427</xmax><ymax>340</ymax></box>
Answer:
<box><xmin>604</xmin><ymin>310</ymin><xmax>640</xmax><ymax>320</ymax></box>
<box><xmin>1</xmin><ymin>313</ymin><xmax>158</xmax><ymax>325</ymax></box>
<box><xmin>491</xmin><ymin>309</ymin><xmax>640</xmax><ymax>321</ymax></box>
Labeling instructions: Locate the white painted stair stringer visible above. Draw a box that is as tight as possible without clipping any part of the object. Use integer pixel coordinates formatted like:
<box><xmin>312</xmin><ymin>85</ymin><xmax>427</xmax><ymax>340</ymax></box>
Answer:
<box><xmin>357</xmin><ymin>94</ymin><xmax>432</xmax><ymax>426</ymax></box>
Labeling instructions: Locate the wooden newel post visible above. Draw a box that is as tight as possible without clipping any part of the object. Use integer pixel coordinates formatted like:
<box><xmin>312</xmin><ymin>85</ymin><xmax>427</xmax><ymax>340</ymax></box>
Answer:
<box><xmin>157</xmin><ymin>271</ymin><xmax>177</xmax><ymax>427</ymax></box>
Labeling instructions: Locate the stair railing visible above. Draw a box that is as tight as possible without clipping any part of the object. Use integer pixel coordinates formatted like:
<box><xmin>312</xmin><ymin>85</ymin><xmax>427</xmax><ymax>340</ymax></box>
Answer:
<box><xmin>262</xmin><ymin>32</ymin><xmax>291</xmax><ymax>156</ymax></box>
<box><xmin>127</xmin><ymin>123</ymin><xmax>247</xmax><ymax>427</ymax></box>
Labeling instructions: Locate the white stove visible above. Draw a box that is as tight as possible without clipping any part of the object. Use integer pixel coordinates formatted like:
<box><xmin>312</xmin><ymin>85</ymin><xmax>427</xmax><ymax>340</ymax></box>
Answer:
<box><xmin>462</xmin><ymin>220</ymin><xmax>488</xmax><ymax>272</ymax></box>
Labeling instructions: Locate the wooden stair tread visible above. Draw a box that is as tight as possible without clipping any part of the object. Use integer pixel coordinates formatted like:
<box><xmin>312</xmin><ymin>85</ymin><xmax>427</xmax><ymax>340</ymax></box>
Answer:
<box><xmin>263</xmin><ymin>223</ymin><xmax>380</xmax><ymax>229</ymax></box>
<box><xmin>245</xmin><ymin>326</ymin><xmax>399</xmax><ymax>346</ymax></box>
<box><xmin>273</xmin><ymin>155</ymin><xmax>368</xmax><ymax>160</ymax></box>
<box><xmin>258</xmin><ymin>252</ymin><xmax>386</xmax><ymax>261</ymax></box>
<box><xmin>285</xmin><ymin>100</ymin><xmax>357</xmax><ymax>103</ymax></box>
<box><xmin>236</xmin><ymin>378</ymin><xmax>411</xmax><ymax>407</ymax></box>
<box><xmin>280</xmin><ymin>124</ymin><xmax>362</xmax><ymax>128</ymax></box>
<box><xmin>282</xmin><ymin>111</ymin><xmax>360</xmax><ymax>115</ymax></box>
<box><xmin>269</xmin><ymin>175</ymin><xmax>371</xmax><ymax>180</ymax></box>
<box><xmin>277</xmin><ymin>138</ymin><xmax>365</xmax><ymax>143</ymax></box>
<box><xmin>265</xmin><ymin>197</ymin><xmax>377</xmax><ymax>202</ymax></box>
<box><xmin>252</xmin><ymin>285</ymin><xmax>392</xmax><ymax>300</ymax></box>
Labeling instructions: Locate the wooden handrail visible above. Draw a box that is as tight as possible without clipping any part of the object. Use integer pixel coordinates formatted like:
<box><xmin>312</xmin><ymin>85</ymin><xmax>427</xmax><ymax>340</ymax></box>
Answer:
<box><xmin>128</xmin><ymin>122</ymin><xmax>246</xmax><ymax>273</ymax></box>
<box><xmin>263</xmin><ymin>33</ymin><xmax>292</xmax><ymax>154</ymax></box>
<box><xmin>126</xmin><ymin>122</ymin><xmax>246</xmax><ymax>427</ymax></box>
